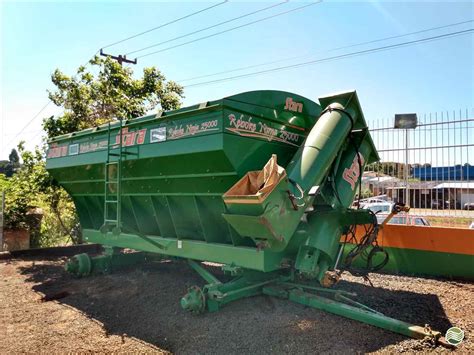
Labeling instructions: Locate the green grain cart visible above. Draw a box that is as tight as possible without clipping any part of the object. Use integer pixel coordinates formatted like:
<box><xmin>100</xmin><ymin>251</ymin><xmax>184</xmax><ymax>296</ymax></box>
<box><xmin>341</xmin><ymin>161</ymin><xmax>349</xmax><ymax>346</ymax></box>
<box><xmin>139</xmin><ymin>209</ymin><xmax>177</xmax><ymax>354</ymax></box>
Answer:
<box><xmin>46</xmin><ymin>90</ymin><xmax>448</xmax><ymax>345</ymax></box>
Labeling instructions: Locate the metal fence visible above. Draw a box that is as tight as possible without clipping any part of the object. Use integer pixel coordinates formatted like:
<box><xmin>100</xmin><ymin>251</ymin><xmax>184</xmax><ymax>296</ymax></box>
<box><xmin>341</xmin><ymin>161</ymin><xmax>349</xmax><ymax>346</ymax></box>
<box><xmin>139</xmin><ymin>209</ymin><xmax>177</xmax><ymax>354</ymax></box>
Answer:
<box><xmin>364</xmin><ymin>108</ymin><xmax>474</xmax><ymax>225</ymax></box>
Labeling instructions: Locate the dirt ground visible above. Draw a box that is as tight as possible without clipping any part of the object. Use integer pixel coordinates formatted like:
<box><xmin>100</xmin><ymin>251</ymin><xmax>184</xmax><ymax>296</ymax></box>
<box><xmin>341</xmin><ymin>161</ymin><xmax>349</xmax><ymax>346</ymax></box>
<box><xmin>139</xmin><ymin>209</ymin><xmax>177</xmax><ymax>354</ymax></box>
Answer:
<box><xmin>1</xmin><ymin>256</ymin><xmax>473</xmax><ymax>354</ymax></box>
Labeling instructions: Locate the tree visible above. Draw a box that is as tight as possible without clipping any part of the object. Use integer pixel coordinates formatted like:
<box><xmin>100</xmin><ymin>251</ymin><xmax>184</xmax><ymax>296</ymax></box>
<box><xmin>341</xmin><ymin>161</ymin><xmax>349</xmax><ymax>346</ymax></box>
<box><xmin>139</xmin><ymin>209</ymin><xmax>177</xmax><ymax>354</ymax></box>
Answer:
<box><xmin>3</xmin><ymin>56</ymin><xmax>184</xmax><ymax>247</ymax></box>
<box><xmin>28</xmin><ymin>56</ymin><xmax>182</xmax><ymax>246</ymax></box>
<box><xmin>8</xmin><ymin>149</ymin><xmax>19</xmax><ymax>166</ymax></box>
<box><xmin>0</xmin><ymin>149</ymin><xmax>21</xmax><ymax>177</ymax></box>
<box><xmin>0</xmin><ymin>161</ymin><xmax>9</xmax><ymax>176</ymax></box>
<box><xmin>43</xmin><ymin>55</ymin><xmax>184</xmax><ymax>137</ymax></box>
<box><xmin>3</xmin><ymin>142</ymin><xmax>80</xmax><ymax>247</ymax></box>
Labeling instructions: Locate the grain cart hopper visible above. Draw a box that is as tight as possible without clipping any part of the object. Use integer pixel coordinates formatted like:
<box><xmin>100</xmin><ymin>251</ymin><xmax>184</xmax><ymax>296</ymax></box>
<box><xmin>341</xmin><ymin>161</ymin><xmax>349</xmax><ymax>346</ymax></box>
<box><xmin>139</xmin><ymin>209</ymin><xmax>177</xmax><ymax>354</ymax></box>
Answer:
<box><xmin>46</xmin><ymin>90</ymin><xmax>447</xmax><ymax>345</ymax></box>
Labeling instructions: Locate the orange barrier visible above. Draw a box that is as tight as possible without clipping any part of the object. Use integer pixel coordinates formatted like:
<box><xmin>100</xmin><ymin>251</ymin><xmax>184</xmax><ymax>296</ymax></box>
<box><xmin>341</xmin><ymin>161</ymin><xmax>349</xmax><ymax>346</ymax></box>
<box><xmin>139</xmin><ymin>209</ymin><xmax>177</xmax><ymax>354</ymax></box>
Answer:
<box><xmin>344</xmin><ymin>225</ymin><xmax>474</xmax><ymax>256</ymax></box>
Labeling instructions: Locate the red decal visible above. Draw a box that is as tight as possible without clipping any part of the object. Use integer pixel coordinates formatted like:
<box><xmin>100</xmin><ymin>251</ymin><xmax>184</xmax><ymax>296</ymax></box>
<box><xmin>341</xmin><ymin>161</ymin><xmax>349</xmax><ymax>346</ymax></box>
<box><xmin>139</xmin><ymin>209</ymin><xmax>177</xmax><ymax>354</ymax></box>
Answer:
<box><xmin>114</xmin><ymin>127</ymin><xmax>146</xmax><ymax>146</ymax></box>
<box><xmin>136</xmin><ymin>129</ymin><xmax>146</xmax><ymax>144</ymax></box>
<box><xmin>343</xmin><ymin>153</ymin><xmax>365</xmax><ymax>190</ymax></box>
<box><xmin>47</xmin><ymin>145</ymin><xmax>68</xmax><ymax>158</ymax></box>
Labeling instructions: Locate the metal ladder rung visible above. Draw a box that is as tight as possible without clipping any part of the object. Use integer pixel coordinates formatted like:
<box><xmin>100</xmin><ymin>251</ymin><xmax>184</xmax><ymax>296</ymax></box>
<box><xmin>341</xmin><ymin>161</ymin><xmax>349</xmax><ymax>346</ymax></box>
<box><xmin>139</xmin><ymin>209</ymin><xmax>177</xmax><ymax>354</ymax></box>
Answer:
<box><xmin>103</xmin><ymin>119</ymin><xmax>124</xmax><ymax>231</ymax></box>
<box><xmin>108</xmin><ymin>152</ymin><xmax>136</xmax><ymax>157</ymax></box>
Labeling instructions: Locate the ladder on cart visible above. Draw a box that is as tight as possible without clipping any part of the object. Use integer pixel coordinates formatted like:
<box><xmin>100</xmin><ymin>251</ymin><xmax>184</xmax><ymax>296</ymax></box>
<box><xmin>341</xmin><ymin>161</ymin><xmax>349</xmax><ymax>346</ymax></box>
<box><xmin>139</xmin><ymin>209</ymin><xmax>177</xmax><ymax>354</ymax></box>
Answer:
<box><xmin>101</xmin><ymin>119</ymin><xmax>123</xmax><ymax>234</ymax></box>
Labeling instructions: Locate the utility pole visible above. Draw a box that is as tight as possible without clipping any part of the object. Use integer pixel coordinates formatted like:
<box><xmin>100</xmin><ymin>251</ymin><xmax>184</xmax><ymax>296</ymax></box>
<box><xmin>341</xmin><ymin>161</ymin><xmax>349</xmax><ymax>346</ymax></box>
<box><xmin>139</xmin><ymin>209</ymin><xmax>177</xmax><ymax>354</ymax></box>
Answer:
<box><xmin>100</xmin><ymin>49</ymin><xmax>137</xmax><ymax>66</ymax></box>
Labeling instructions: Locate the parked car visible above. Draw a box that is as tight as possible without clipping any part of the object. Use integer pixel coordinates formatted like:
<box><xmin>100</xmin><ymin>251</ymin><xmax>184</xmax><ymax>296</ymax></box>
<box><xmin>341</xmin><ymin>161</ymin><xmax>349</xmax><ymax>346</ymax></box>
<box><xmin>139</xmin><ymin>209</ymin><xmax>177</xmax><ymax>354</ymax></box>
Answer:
<box><xmin>463</xmin><ymin>203</ymin><xmax>474</xmax><ymax>210</ymax></box>
<box><xmin>431</xmin><ymin>200</ymin><xmax>445</xmax><ymax>209</ymax></box>
<box><xmin>362</xmin><ymin>202</ymin><xmax>394</xmax><ymax>214</ymax></box>
<box><xmin>432</xmin><ymin>199</ymin><xmax>455</xmax><ymax>209</ymax></box>
<box><xmin>355</xmin><ymin>197</ymin><xmax>388</xmax><ymax>208</ymax></box>
<box><xmin>376</xmin><ymin>213</ymin><xmax>431</xmax><ymax>226</ymax></box>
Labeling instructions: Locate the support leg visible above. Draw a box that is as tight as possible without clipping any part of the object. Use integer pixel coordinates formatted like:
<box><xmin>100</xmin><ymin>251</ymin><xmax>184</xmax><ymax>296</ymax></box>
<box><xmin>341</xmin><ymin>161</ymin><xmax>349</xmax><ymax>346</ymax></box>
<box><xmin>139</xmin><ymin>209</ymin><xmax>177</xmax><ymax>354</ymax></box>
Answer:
<box><xmin>64</xmin><ymin>246</ymin><xmax>148</xmax><ymax>277</ymax></box>
<box><xmin>262</xmin><ymin>284</ymin><xmax>451</xmax><ymax>347</ymax></box>
<box><xmin>181</xmin><ymin>259</ymin><xmax>290</xmax><ymax>313</ymax></box>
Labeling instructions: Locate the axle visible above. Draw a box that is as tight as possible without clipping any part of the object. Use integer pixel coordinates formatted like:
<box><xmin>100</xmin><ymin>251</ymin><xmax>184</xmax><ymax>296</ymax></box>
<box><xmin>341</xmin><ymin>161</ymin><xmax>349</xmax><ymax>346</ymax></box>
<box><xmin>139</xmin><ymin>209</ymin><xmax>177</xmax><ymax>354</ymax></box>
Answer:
<box><xmin>181</xmin><ymin>259</ymin><xmax>452</xmax><ymax>348</ymax></box>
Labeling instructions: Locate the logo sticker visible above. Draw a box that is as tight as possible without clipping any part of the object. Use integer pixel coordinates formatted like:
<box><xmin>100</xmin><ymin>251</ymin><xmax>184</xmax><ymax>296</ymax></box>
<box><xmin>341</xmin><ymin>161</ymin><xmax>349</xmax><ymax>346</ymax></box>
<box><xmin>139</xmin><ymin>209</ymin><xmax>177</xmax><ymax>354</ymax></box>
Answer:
<box><xmin>150</xmin><ymin>127</ymin><xmax>167</xmax><ymax>143</ymax></box>
<box><xmin>114</xmin><ymin>127</ymin><xmax>147</xmax><ymax>146</ymax></box>
<box><xmin>445</xmin><ymin>327</ymin><xmax>464</xmax><ymax>346</ymax></box>
<box><xmin>68</xmin><ymin>144</ymin><xmax>79</xmax><ymax>155</ymax></box>
<box><xmin>343</xmin><ymin>153</ymin><xmax>365</xmax><ymax>190</ymax></box>
<box><xmin>284</xmin><ymin>97</ymin><xmax>303</xmax><ymax>113</ymax></box>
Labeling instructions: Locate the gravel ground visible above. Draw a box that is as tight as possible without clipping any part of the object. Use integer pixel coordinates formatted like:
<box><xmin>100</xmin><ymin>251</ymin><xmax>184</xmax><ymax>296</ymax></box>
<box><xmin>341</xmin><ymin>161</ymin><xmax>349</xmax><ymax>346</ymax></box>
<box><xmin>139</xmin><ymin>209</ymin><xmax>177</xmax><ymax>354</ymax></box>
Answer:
<box><xmin>0</xmin><ymin>256</ymin><xmax>472</xmax><ymax>354</ymax></box>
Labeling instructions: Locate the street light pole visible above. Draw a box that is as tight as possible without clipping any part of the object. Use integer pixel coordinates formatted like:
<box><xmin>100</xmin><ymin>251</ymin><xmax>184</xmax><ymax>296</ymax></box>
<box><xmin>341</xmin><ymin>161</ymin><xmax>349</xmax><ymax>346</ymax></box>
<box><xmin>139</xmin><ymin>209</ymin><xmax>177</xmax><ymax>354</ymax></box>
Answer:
<box><xmin>405</xmin><ymin>128</ymin><xmax>409</xmax><ymax>205</ymax></box>
<box><xmin>394</xmin><ymin>113</ymin><xmax>418</xmax><ymax>207</ymax></box>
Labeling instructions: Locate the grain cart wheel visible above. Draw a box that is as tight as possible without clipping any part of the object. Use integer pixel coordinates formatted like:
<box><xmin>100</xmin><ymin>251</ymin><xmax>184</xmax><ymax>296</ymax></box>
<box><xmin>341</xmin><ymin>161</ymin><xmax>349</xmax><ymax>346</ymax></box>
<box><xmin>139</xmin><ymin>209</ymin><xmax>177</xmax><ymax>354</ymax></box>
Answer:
<box><xmin>180</xmin><ymin>286</ymin><xmax>206</xmax><ymax>313</ymax></box>
<box><xmin>64</xmin><ymin>253</ymin><xmax>92</xmax><ymax>277</ymax></box>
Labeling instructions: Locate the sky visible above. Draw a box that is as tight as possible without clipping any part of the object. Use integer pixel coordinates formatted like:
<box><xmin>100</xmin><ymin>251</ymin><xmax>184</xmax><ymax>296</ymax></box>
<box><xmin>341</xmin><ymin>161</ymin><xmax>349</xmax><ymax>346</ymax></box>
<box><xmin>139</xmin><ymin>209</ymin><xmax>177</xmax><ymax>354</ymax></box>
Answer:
<box><xmin>1</xmin><ymin>0</ymin><xmax>473</xmax><ymax>162</ymax></box>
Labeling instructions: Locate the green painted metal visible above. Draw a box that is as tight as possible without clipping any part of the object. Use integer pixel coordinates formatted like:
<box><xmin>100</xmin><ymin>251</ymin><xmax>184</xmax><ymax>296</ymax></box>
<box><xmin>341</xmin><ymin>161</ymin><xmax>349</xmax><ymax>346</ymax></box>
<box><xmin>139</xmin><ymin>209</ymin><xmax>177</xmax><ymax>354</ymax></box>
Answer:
<box><xmin>179</xmin><ymin>259</ymin><xmax>446</xmax><ymax>345</ymax></box>
<box><xmin>64</xmin><ymin>247</ymin><xmax>146</xmax><ymax>276</ymax></box>
<box><xmin>181</xmin><ymin>286</ymin><xmax>206</xmax><ymax>313</ymax></box>
<box><xmin>48</xmin><ymin>88</ymin><xmax>455</xmax><ymax>344</ymax></box>
<box><xmin>285</xmin><ymin>288</ymin><xmax>441</xmax><ymax>340</ymax></box>
<box><xmin>48</xmin><ymin>89</ymin><xmax>380</xmax><ymax>282</ymax></box>
<box><xmin>101</xmin><ymin>120</ymin><xmax>124</xmax><ymax>234</ymax></box>
<box><xmin>181</xmin><ymin>260</ymin><xmax>290</xmax><ymax>313</ymax></box>
<box><xmin>82</xmin><ymin>228</ymin><xmax>286</xmax><ymax>271</ymax></box>
<box><xmin>64</xmin><ymin>252</ymin><xmax>92</xmax><ymax>276</ymax></box>
<box><xmin>221</xmin><ymin>91</ymin><xmax>378</xmax><ymax>283</ymax></box>
<box><xmin>343</xmin><ymin>245</ymin><xmax>474</xmax><ymax>279</ymax></box>
<box><xmin>47</xmin><ymin>91</ymin><xmax>320</xmax><ymax>253</ymax></box>
<box><xmin>187</xmin><ymin>259</ymin><xmax>221</xmax><ymax>285</ymax></box>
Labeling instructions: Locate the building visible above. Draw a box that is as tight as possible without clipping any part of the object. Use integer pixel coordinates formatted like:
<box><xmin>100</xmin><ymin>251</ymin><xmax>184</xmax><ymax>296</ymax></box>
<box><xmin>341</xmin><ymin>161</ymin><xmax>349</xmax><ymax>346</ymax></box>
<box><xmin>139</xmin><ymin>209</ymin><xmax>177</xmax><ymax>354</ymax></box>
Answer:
<box><xmin>385</xmin><ymin>181</ymin><xmax>474</xmax><ymax>209</ymax></box>
<box><xmin>412</xmin><ymin>164</ymin><xmax>474</xmax><ymax>181</ymax></box>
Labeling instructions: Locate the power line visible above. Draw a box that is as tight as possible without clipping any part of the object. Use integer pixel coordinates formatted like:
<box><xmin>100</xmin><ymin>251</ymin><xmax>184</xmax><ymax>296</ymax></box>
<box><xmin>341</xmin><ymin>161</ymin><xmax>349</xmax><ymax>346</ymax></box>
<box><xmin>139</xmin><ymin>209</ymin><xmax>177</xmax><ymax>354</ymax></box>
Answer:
<box><xmin>179</xmin><ymin>18</ymin><xmax>474</xmax><ymax>83</ymax></box>
<box><xmin>184</xmin><ymin>28</ymin><xmax>474</xmax><ymax>88</ymax></box>
<box><xmin>2</xmin><ymin>101</ymin><xmax>52</xmax><ymax>152</ymax></box>
<box><xmin>126</xmin><ymin>1</ymin><xmax>289</xmax><ymax>56</ymax></box>
<box><xmin>137</xmin><ymin>1</ymin><xmax>322</xmax><ymax>59</ymax></box>
<box><xmin>1</xmin><ymin>1</ymin><xmax>315</xmax><ymax>152</ymax></box>
<box><xmin>101</xmin><ymin>1</ymin><xmax>228</xmax><ymax>50</ymax></box>
<box><xmin>3</xmin><ymin>129</ymin><xmax>43</xmax><ymax>137</ymax></box>
<box><xmin>1</xmin><ymin>50</ymin><xmax>100</xmax><ymax>156</ymax></box>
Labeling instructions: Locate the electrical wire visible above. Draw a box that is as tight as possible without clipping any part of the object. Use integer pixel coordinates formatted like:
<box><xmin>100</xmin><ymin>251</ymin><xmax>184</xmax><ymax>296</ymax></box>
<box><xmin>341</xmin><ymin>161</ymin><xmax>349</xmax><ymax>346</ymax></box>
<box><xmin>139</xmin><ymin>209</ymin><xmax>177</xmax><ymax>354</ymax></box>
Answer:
<box><xmin>137</xmin><ymin>1</ymin><xmax>322</xmax><ymax>59</ymax></box>
<box><xmin>101</xmin><ymin>1</ymin><xmax>228</xmax><ymax>50</ymax></box>
<box><xmin>340</xmin><ymin>209</ymin><xmax>388</xmax><ymax>283</ymax></box>
<box><xmin>1</xmin><ymin>51</ymin><xmax>98</xmax><ymax>156</ymax></box>
<box><xmin>2</xmin><ymin>101</ymin><xmax>52</xmax><ymax>152</ymax></box>
<box><xmin>126</xmin><ymin>1</ymin><xmax>289</xmax><ymax>56</ymax></box>
<box><xmin>178</xmin><ymin>18</ymin><xmax>473</xmax><ymax>83</ymax></box>
<box><xmin>183</xmin><ymin>28</ymin><xmax>474</xmax><ymax>88</ymax></box>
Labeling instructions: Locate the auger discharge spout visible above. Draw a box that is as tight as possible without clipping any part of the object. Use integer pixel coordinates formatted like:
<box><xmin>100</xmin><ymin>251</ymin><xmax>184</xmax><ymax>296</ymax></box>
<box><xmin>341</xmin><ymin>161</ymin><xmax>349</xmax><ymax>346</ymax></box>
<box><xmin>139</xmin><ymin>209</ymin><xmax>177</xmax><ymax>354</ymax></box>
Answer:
<box><xmin>223</xmin><ymin>91</ymin><xmax>378</xmax><ymax>285</ymax></box>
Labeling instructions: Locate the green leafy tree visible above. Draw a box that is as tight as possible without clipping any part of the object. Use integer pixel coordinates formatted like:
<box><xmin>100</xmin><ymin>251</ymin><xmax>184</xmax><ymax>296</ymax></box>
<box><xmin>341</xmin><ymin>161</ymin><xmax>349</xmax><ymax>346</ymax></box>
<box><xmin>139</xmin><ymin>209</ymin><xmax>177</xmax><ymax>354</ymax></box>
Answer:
<box><xmin>0</xmin><ymin>161</ymin><xmax>9</xmax><ymax>176</ymax></box>
<box><xmin>0</xmin><ymin>149</ymin><xmax>21</xmax><ymax>177</ymax></box>
<box><xmin>43</xmin><ymin>55</ymin><xmax>184</xmax><ymax>137</ymax></box>
<box><xmin>4</xmin><ymin>57</ymin><xmax>183</xmax><ymax>247</ymax></box>
<box><xmin>8</xmin><ymin>149</ymin><xmax>20</xmax><ymax>166</ymax></box>
<box><xmin>2</xmin><ymin>143</ymin><xmax>78</xmax><ymax>246</ymax></box>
